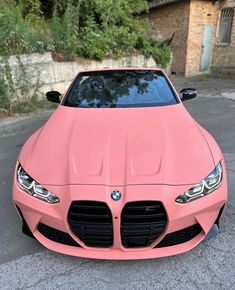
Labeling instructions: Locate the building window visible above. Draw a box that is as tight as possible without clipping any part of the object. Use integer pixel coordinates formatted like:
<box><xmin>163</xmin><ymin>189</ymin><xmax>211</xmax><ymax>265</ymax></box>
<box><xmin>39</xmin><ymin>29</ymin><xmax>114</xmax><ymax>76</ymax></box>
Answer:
<box><xmin>218</xmin><ymin>8</ymin><xmax>234</xmax><ymax>44</ymax></box>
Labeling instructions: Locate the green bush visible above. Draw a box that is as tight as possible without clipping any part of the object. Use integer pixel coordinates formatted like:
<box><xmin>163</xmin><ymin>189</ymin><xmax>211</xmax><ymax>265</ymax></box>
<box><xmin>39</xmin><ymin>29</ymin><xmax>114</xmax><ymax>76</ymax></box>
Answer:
<box><xmin>141</xmin><ymin>45</ymin><xmax>171</xmax><ymax>69</ymax></box>
<box><xmin>0</xmin><ymin>76</ymin><xmax>10</xmax><ymax>112</ymax></box>
<box><xmin>151</xmin><ymin>45</ymin><xmax>171</xmax><ymax>69</ymax></box>
<box><xmin>0</xmin><ymin>55</ymin><xmax>42</xmax><ymax>115</ymax></box>
<box><xmin>50</xmin><ymin>0</ymin><xmax>78</xmax><ymax>55</ymax></box>
<box><xmin>0</xmin><ymin>4</ymin><xmax>51</xmax><ymax>56</ymax></box>
<box><xmin>49</xmin><ymin>0</ymin><xmax>171</xmax><ymax>66</ymax></box>
<box><xmin>76</xmin><ymin>18</ymin><xmax>109</xmax><ymax>60</ymax></box>
<box><xmin>0</xmin><ymin>0</ymin><xmax>172</xmax><ymax>115</ymax></box>
<box><xmin>0</xmin><ymin>1</ymin><xmax>171</xmax><ymax>67</ymax></box>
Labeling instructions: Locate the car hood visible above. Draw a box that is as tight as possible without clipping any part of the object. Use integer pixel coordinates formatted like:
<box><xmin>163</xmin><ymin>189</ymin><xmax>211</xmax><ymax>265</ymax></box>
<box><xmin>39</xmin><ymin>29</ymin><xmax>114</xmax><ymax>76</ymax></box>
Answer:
<box><xmin>21</xmin><ymin>104</ymin><xmax>215</xmax><ymax>186</ymax></box>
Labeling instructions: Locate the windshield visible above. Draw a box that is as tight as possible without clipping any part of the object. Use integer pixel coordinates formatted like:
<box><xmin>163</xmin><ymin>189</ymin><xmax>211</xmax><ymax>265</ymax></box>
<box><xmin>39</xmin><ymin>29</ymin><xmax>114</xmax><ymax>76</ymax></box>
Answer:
<box><xmin>63</xmin><ymin>70</ymin><xmax>178</xmax><ymax>108</ymax></box>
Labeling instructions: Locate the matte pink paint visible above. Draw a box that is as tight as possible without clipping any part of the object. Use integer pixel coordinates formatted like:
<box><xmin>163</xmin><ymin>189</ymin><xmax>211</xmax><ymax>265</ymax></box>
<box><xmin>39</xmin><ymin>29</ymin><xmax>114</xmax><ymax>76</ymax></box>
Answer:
<box><xmin>13</xmin><ymin>68</ymin><xmax>228</xmax><ymax>259</ymax></box>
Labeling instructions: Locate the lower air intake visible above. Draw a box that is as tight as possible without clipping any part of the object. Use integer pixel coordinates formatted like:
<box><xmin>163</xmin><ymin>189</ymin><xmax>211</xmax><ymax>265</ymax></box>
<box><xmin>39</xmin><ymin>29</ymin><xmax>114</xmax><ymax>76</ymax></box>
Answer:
<box><xmin>38</xmin><ymin>223</ymin><xmax>81</xmax><ymax>247</ymax></box>
<box><xmin>155</xmin><ymin>223</ymin><xmax>202</xmax><ymax>248</ymax></box>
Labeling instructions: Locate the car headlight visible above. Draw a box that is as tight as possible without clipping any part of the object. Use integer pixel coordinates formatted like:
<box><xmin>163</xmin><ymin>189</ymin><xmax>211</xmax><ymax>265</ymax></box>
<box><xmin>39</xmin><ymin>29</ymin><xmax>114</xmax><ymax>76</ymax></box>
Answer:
<box><xmin>17</xmin><ymin>165</ymin><xmax>59</xmax><ymax>204</ymax></box>
<box><xmin>176</xmin><ymin>162</ymin><xmax>223</xmax><ymax>203</ymax></box>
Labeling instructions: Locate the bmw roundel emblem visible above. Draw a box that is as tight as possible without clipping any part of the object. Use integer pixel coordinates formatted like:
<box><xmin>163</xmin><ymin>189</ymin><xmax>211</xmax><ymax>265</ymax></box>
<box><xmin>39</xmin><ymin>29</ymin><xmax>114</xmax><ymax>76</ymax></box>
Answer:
<box><xmin>111</xmin><ymin>190</ymin><xmax>121</xmax><ymax>201</ymax></box>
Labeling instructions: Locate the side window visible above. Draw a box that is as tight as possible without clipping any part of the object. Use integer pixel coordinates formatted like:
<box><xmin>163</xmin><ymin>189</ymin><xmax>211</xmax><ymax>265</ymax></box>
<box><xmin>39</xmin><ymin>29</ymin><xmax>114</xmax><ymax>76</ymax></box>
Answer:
<box><xmin>218</xmin><ymin>8</ymin><xmax>234</xmax><ymax>44</ymax></box>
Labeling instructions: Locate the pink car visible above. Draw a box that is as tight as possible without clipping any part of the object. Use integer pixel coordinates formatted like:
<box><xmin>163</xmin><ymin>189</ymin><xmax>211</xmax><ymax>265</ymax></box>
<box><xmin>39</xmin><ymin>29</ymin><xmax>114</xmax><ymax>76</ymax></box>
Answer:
<box><xmin>13</xmin><ymin>68</ymin><xmax>227</xmax><ymax>260</ymax></box>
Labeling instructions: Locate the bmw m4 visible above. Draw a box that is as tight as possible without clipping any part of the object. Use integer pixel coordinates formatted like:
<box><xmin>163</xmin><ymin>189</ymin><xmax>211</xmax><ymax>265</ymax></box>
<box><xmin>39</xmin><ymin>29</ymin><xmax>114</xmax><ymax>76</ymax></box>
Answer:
<box><xmin>13</xmin><ymin>68</ymin><xmax>227</xmax><ymax>259</ymax></box>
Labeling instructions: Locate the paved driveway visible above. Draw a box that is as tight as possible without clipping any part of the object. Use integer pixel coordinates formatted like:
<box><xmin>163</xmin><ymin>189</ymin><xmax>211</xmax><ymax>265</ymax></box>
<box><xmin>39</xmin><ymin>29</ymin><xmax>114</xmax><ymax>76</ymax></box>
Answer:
<box><xmin>0</xmin><ymin>76</ymin><xmax>234</xmax><ymax>289</ymax></box>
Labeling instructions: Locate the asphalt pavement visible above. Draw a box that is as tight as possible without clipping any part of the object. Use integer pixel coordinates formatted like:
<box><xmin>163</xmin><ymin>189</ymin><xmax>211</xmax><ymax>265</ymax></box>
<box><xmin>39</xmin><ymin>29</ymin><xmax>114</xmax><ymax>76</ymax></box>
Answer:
<box><xmin>0</xmin><ymin>76</ymin><xmax>234</xmax><ymax>289</ymax></box>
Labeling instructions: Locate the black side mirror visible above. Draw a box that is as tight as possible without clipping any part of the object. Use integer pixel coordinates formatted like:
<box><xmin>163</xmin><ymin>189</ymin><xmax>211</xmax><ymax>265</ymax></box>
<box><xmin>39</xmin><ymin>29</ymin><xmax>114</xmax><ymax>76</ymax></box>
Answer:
<box><xmin>180</xmin><ymin>88</ymin><xmax>197</xmax><ymax>101</ymax></box>
<box><xmin>46</xmin><ymin>91</ymin><xmax>61</xmax><ymax>103</ymax></box>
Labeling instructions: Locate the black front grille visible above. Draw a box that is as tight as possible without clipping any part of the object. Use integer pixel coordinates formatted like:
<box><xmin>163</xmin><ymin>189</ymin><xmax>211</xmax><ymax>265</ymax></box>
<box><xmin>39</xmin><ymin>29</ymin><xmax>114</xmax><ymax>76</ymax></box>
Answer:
<box><xmin>68</xmin><ymin>201</ymin><xmax>113</xmax><ymax>248</ymax></box>
<box><xmin>155</xmin><ymin>223</ymin><xmax>202</xmax><ymax>248</ymax></box>
<box><xmin>38</xmin><ymin>223</ymin><xmax>81</xmax><ymax>247</ymax></box>
<box><xmin>121</xmin><ymin>201</ymin><xmax>167</xmax><ymax>248</ymax></box>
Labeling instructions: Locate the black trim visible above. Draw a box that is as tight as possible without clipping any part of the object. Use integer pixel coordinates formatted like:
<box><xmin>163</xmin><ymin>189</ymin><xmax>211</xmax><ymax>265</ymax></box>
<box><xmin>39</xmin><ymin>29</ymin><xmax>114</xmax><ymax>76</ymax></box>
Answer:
<box><xmin>68</xmin><ymin>201</ymin><xmax>113</xmax><ymax>248</ymax></box>
<box><xmin>215</xmin><ymin>204</ymin><xmax>226</xmax><ymax>227</ymax></box>
<box><xmin>121</xmin><ymin>201</ymin><xmax>167</xmax><ymax>248</ymax></box>
<box><xmin>15</xmin><ymin>205</ymin><xmax>34</xmax><ymax>238</ymax></box>
<box><xmin>155</xmin><ymin>223</ymin><xmax>202</xmax><ymax>248</ymax></box>
<box><xmin>38</xmin><ymin>223</ymin><xmax>81</xmax><ymax>247</ymax></box>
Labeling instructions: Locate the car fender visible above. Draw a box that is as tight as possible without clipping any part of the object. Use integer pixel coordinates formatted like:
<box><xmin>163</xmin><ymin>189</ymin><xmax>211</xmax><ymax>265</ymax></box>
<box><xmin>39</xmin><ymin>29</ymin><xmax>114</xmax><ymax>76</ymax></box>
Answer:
<box><xmin>196</xmin><ymin>123</ymin><xmax>223</xmax><ymax>166</ymax></box>
<box><xmin>18</xmin><ymin>127</ymin><xmax>44</xmax><ymax>166</ymax></box>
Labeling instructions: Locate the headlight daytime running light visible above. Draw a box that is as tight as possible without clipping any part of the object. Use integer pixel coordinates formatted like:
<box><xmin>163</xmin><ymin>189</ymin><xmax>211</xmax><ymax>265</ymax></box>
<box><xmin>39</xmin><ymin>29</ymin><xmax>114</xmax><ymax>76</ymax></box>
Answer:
<box><xmin>17</xmin><ymin>165</ymin><xmax>59</xmax><ymax>204</ymax></box>
<box><xmin>176</xmin><ymin>162</ymin><xmax>223</xmax><ymax>203</ymax></box>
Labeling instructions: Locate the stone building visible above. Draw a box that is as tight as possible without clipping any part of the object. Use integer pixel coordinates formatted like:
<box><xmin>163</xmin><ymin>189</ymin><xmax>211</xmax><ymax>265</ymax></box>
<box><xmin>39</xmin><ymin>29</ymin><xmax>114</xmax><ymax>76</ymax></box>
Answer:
<box><xmin>212</xmin><ymin>0</ymin><xmax>235</xmax><ymax>73</ymax></box>
<box><xmin>148</xmin><ymin>0</ymin><xmax>235</xmax><ymax>76</ymax></box>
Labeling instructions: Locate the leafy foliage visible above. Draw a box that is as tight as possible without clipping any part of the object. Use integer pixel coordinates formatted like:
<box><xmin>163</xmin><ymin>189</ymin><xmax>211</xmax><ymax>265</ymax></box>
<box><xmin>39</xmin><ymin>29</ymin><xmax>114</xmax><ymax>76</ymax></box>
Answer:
<box><xmin>0</xmin><ymin>55</ymin><xmax>42</xmax><ymax>115</ymax></box>
<box><xmin>0</xmin><ymin>75</ymin><xmax>10</xmax><ymax>112</ymax></box>
<box><xmin>139</xmin><ymin>39</ymin><xmax>172</xmax><ymax>69</ymax></box>
<box><xmin>73</xmin><ymin>0</ymin><xmax>149</xmax><ymax>59</ymax></box>
<box><xmin>19</xmin><ymin>0</ymin><xmax>42</xmax><ymax>18</ymax></box>
<box><xmin>0</xmin><ymin>0</ymin><xmax>171</xmax><ymax>67</ymax></box>
<box><xmin>50</xmin><ymin>0</ymin><xmax>79</xmax><ymax>55</ymax></box>
<box><xmin>0</xmin><ymin>0</ymin><xmax>172</xmax><ymax>115</ymax></box>
<box><xmin>0</xmin><ymin>4</ymin><xmax>51</xmax><ymax>56</ymax></box>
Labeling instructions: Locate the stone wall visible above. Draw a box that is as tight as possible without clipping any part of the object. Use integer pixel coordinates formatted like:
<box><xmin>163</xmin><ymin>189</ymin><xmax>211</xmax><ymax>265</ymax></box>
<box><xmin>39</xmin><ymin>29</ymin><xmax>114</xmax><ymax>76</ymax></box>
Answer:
<box><xmin>186</xmin><ymin>0</ymin><xmax>218</xmax><ymax>76</ymax></box>
<box><xmin>211</xmin><ymin>3</ymin><xmax>235</xmax><ymax>72</ymax></box>
<box><xmin>4</xmin><ymin>53</ymin><xmax>159</xmax><ymax>97</ymax></box>
<box><xmin>148</xmin><ymin>0</ymin><xmax>228</xmax><ymax>76</ymax></box>
<box><xmin>148</xmin><ymin>1</ymin><xmax>190</xmax><ymax>75</ymax></box>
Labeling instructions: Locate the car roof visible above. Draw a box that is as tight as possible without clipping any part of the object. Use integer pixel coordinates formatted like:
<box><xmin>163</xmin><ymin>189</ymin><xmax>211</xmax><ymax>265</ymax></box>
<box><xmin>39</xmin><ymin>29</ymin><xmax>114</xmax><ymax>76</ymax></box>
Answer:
<box><xmin>78</xmin><ymin>67</ymin><xmax>163</xmax><ymax>73</ymax></box>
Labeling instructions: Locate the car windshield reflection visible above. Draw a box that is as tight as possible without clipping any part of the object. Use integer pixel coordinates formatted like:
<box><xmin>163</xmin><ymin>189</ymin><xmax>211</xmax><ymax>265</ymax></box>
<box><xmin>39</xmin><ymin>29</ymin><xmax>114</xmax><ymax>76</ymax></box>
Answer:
<box><xmin>63</xmin><ymin>70</ymin><xmax>178</xmax><ymax>108</ymax></box>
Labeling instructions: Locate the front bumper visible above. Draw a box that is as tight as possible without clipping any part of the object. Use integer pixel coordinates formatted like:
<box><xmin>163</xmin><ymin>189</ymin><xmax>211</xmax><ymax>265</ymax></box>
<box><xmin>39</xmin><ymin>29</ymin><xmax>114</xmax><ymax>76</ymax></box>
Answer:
<box><xmin>13</xmin><ymin>170</ymin><xmax>227</xmax><ymax>260</ymax></box>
